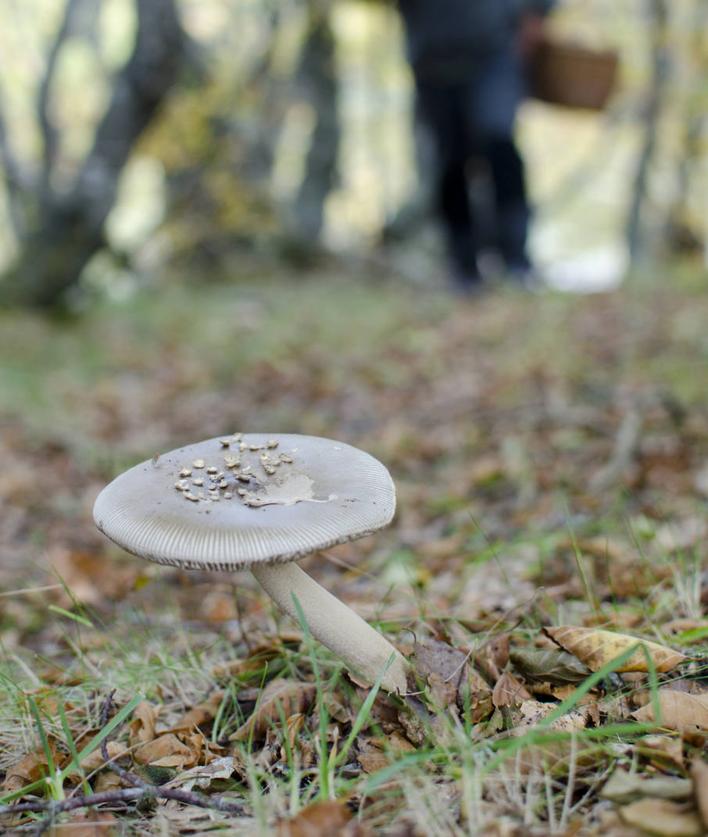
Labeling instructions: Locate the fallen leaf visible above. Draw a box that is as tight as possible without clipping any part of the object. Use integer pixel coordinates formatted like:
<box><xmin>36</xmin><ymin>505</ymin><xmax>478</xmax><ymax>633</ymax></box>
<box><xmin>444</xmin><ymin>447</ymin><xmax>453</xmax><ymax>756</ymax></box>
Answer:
<box><xmin>517</xmin><ymin>699</ymin><xmax>589</xmax><ymax>733</ymax></box>
<box><xmin>545</xmin><ymin>626</ymin><xmax>686</xmax><ymax>673</ymax></box>
<box><xmin>170</xmin><ymin>691</ymin><xmax>224</xmax><ymax>732</ymax></box>
<box><xmin>49</xmin><ymin>548</ymin><xmax>138</xmax><ymax>607</ymax></box>
<box><xmin>129</xmin><ymin>701</ymin><xmax>158</xmax><ymax>746</ymax></box>
<box><xmin>276</xmin><ymin>799</ymin><xmax>361</xmax><ymax>836</ymax></box>
<box><xmin>134</xmin><ymin>733</ymin><xmax>195</xmax><ymax>768</ymax></box>
<box><xmin>412</xmin><ymin>638</ymin><xmax>468</xmax><ymax>691</ymax></box>
<box><xmin>65</xmin><ymin>741</ymin><xmax>129</xmax><ymax>777</ymax></box>
<box><xmin>636</xmin><ymin>734</ymin><xmax>684</xmax><ymax>769</ymax></box>
<box><xmin>427</xmin><ymin>671</ymin><xmax>458</xmax><ymax>708</ymax></box>
<box><xmin>355</xmin><ymin>733</ymin><xmax>415</xmax><ymax>774</ymax></box>
<box><xmin>2</xmin><ymin>751</ymin><xmax>49</xmax><ymax>794</ymax></box>
<box><xmin>492</xmin><ymin>671</ymin><xmax>531</xmax><ymax>708</ymax></box>
<box><xmin>690</xmin><ymin>759</ymin><xmax>708</xmax><ymax>830</ymax></box>
<box><xmin>230</xmin><ymin>679</ymin><xmax>316</xmax><ymax>742</ymax></box>
<box><xmin>509</xmin><ymin>646</ymin><xmax>592</xmax><ymax>684</ymax></box>
<box><xmin>164</xmin><ymin>756</ymin><xmax>235</xmax><ymax>791</ymax></box>
<box><xmin>94</xmin><ymin>770</ymin><xmax>123</xmax><ymax>793</ymax></box>
<box><xmin>632</xmin><ymin>690</ymin><xmax>708</xmax><ymax>732</ymax></box>
<box><xmin>462</xmin><ymin>666</ymin><xmax>494</xmax><ymax>723</ymax></box>
<box><xmin>601</xmin><ymin>769</ymin><xmax>693</xmax><ymax>803</ymax></box>
<box><xmin>619</xmin><ymin>797</ymin><xmax>703</xmax><ymax>836</ymax></box>
<box><xmin>200</xmin><ymin>590</ymin><xmax>237</xmax><ymax>623</ymax></box>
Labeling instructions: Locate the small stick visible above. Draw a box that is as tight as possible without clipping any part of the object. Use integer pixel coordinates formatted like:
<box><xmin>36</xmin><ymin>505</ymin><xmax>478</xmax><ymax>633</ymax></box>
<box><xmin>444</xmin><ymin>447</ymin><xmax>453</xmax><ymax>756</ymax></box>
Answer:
<box><xmin>1</xmin><ymin>693</ymin><xmax>246</xmax><ymax>835</ymax></box>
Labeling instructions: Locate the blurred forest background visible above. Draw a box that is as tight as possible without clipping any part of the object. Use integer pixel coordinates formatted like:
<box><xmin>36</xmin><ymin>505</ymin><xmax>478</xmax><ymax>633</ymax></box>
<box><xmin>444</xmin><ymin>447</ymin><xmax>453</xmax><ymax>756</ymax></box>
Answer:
<box><xmin>2</xmin><ymin>2</ymin><xmax>708</xmax><ymax>834</ymax></box>
<box><xmin>1</xmin><ymin>0</ymin><xmax>707</xmax><ymax>306</ymax></box>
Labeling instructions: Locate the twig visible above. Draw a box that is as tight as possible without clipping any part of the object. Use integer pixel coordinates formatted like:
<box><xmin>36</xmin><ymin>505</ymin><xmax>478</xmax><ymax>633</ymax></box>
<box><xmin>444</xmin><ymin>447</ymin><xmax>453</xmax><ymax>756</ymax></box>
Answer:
<box><xmin>0</xmin><ymin>692</ymin><xmax>246</xmax><ymax>835</ymax></box>
<box><xmin>97</xmin><ymin>692</ymin><xmax>246</xmax><ymax>812</ymax></box>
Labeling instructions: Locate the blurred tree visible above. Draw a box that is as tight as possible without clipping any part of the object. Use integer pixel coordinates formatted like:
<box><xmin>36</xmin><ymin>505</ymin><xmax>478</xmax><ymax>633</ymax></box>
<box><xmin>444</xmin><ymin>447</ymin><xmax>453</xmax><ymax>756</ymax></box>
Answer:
<box><xmin>625</xmin><ymin>0</ymin><xmax>669</xmax><ymax>266</ymax></box>
<box><xmin>0</xmin><ymin>0</ymin><xmax>185</xmax><ymax>307</ymax></box>
<box><xmin>287</xmin><ymin>0</ymin><xmax>340</xmax><ymax>245</ymax></box>
<box><xmin>150</xmin><ymin>0</ymin><xmax>341</xmax><ymax>271</ymax></box>
<box><xmin>664</xmin><ymin>0</ymin><xmax>708</xmax><ymax>256</ymax></box>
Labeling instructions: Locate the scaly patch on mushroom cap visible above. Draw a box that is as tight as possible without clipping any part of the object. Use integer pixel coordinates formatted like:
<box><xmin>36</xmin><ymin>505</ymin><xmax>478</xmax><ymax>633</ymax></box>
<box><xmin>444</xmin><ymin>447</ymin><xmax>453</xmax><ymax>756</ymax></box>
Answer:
<box><xmin>93</xmin><ymin>434</ymin><xmax>396</xmax><ymax>571</ymax></box>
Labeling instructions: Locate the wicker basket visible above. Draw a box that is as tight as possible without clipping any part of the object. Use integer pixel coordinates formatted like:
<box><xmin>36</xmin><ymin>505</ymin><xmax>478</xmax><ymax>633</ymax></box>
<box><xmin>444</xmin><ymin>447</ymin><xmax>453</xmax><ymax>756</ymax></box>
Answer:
<box><xmin>530</xmin><ymin>40</ymin><xmax>619</xmax><ymax>110</ymax></box>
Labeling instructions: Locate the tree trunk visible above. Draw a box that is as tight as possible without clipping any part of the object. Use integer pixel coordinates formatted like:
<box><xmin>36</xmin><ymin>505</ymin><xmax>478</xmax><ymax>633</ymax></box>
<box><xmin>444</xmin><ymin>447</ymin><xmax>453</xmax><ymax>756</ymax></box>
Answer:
<box><xmin>625</xmin><ymin>0</ymin><xmax>670</xmax><ymax>266</ymax></box>
<box><xmin>664</xmin><ymin>0</ymin><xmax>708</xmax><ymax>256</ymax></box>
<box><xmin>289</xmin><ymin>1</ymin><xmax>340</xmax><ymax>244</ymax></box>
<box><xmin>1</xmin><ymin>0</ymin><xmax>185</xmax><ymax>308</ymax></box>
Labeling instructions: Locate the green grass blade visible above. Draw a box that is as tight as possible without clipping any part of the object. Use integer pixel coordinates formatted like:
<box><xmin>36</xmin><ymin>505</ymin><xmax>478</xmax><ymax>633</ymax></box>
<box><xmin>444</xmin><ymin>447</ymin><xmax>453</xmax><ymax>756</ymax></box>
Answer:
<box><xmin>58</xmin><ymin>701</ymin><xmax>91</xmax><ymax>797</ymax></box>
<box><xmin>47</xmin><ymin>604</ymin><xmax>94</xmax><ymax>629</ymax></box>
<box><xmin>334</xmin><ymin>654</ymin><xmax>392</xmax><ymax>768</ymax></box>
<box><xmin>62</xmin><ymin>693</ymin><xmax>143</xmax><ymax>781</ymax></box>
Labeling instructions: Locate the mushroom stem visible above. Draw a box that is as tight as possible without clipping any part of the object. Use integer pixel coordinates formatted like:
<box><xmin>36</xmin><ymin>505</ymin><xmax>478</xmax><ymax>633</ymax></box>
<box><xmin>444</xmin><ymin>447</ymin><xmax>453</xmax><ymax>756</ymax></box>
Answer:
<box><xmin>251</xmin><ymin>561</ymin><xmax>408</xmax><ymax>695</ymax></box>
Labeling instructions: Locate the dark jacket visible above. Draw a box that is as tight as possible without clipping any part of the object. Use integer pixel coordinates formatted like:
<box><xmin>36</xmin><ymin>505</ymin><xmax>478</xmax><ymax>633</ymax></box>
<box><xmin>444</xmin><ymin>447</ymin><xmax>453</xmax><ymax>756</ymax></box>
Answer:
<box><xmin>399</xmin><ymin>0</ymin><xmax>554</xmax><ymax>82</ymax></box>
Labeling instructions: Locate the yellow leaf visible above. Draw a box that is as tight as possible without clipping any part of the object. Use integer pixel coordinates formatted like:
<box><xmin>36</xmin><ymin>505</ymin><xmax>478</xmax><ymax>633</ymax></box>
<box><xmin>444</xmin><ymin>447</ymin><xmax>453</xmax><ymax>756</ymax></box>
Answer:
<box><xmin>545</xmin><ymin>626</ymin><xmax>686</xmax><ymax>673</ymax></box>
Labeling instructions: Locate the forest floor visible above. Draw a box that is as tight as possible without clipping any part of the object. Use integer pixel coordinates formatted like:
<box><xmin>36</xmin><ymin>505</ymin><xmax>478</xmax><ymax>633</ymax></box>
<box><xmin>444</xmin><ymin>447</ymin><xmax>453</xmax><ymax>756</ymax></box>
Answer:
<box><xmin>0</xmin><ymin>268</ymin><xmax>707</xmax><ymax>835</ymax></box>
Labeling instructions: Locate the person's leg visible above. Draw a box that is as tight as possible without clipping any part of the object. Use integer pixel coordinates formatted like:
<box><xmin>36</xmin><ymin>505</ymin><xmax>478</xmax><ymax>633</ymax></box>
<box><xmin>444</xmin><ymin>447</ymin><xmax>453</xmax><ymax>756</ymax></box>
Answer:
<box><xmin>416</xmin><ymin>82</ymin><xmax>481</xmax><ymax>286</ymax></box>
<box><xmin>471</xmin><ymin>45</ymin><xmax>532</xmax><ymax>273</ymax></box>
<box><xmin>485</xmin><ymin>136</ymin><xmax>531</xmax><ymax>271</ymax></box>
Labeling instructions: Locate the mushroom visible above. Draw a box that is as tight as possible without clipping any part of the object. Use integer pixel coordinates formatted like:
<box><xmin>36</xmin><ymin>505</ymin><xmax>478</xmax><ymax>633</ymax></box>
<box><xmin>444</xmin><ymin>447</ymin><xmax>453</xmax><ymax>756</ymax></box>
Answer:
<box><xmin>93</xmin><ymin>434</ymin><xmax>408</xmax><ymax>694</ymax></box>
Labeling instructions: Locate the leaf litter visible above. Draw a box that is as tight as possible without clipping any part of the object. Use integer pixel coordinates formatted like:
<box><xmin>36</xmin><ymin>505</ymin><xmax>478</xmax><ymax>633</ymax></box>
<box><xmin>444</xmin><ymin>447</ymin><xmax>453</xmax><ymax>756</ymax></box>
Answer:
<box><xmin>1</xmin><ymin>277</ymin><xmax>707</xmax><ymax>834</ymax></box>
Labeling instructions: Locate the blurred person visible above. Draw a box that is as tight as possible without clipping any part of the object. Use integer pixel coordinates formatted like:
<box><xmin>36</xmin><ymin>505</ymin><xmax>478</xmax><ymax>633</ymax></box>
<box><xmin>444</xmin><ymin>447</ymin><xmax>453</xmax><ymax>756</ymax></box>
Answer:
<box><xmin>398</xmin><ymin>0</ymin><xmax>554</xmax><ymax>293</ymax></box>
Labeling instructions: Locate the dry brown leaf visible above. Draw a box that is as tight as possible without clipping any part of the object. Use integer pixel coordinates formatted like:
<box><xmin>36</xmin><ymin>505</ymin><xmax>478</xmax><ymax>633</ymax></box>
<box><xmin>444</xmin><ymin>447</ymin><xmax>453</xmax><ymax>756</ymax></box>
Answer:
<box><xmin>636</xmin><ymin>734</ymin><xmax>684</xmax><ymax>769</ymax></box>
<box><xmin>2</xmin><ymin>751</ymin><xmax>49</xmax><ymax>794</ymax></box>
<box><xmin>492</xmin><ymin>671</ymin><xmax>532</xmax><ymax>709</ymax></box>
<box><xmin>510</xmin><ymin>646</ymin><xmax>592</xmax><ymax>684</ymax></box>
<box><xmin>632</xmin><ymin>690</ymin><xmax>708</xmax><ymax>732</ymax></box>
<box><xmin>170</xmin><ymin>691</ymin><xmax>224</xmax><ymax>732</ymax></box>
<box><xmin>427</xmin><ymin>671</ymin><xmax>458</xmax><ymax>708</ymax></box>
<box><xmin>276</xmin><ymin>799</ymin><xmax>364</xmax><ymax>837</ymax></box>
<box><xmin>545</xmin><ymin>626</ymin><xmax>686</xmax><ymax>673</ymax></box>
<box><xmin>133</xmin><ymin>733</ymin><xmax>195</xmax><ymax>768</ymax></box>
<box><xmin>163</xmin><ymin>756</ymin><xmax>235</xmax><ymax>791</ymax></box>
<box><xmin>66</xmin><ymin>741</ymin><xmax>129</xmax><ymax>776</ymax></box>
<box><xmin>230</xmin><ymin>679</ymin><xmax>316</xmax><ymax>742</ymax></box>
<box><xmin>94</xmin><ymin>770</ymin><xmax>123</xmax><ymax>793</ymax></box>
<box><xmin>200</xmin><ymin>590</ymin><xmax>237</xmax><ymax>623</ymax></box>
<box><xmin>690</xmin><ymin>759</ymin><xmax>708</xmax><ymax>830</ymax></box>
<box><xmin>464</xmin><ymin>667</ymin><xmax>494</xmax><ymax>723</ymax></box>
<box><xmin>619</xmin><ymin>798</ymin><xmax>703</xmax><ymax>836</ymax></box>
<box><xmin>129</xmin><ymin>701</ymin><xmax>158</xmax><ymax>746</ymax></box>
<box><xmin>49</xmin><ymin>547</ymin><xmax>138</xmax><ymax>607</ymax></box>
<box><xmin>517</xmin><ymin>699</ymin><xmax>589</xmax><ymax>733</ymax></box>
<box><xmin>412</xmin><ymin>638</ymin><xmax>468</xmax><ymax>690</ymax></box>
<box><xmin>601</xmin><ymin>769</ymin><xmax>693</xmax><ymax>803</ymax></box>
<box><xmin>355</xmin><ymin>733</ymin><xmax>415</xmax><ymax>774</ymax></box>
<box><xmin>486</xmin><ymin>633</ymin><xmax>510</xmax><ymax>677</ymax></box>
<box><xmin>356</xmin><ymin>746</ymin><xmax>390</xmax><ymax>774</ymax></box>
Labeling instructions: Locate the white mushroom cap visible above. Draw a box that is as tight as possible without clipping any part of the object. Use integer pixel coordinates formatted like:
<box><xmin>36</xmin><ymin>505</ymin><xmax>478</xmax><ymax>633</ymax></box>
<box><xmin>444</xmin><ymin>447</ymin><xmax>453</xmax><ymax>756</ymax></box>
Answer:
<box><xmin>93</xmin><ymin>434</ymin><xmax>396</xmax><ymax>571</ymax></box>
